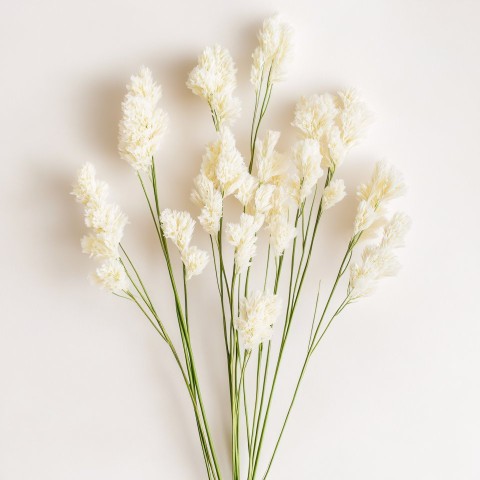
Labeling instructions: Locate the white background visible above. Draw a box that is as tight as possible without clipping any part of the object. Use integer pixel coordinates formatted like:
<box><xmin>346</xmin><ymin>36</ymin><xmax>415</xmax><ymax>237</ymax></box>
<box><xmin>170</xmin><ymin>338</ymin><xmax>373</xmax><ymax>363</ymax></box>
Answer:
<box><xmin>1</xmin><ymin>0</ymin><xmax>479</xmax><ymax>479</ymax></box>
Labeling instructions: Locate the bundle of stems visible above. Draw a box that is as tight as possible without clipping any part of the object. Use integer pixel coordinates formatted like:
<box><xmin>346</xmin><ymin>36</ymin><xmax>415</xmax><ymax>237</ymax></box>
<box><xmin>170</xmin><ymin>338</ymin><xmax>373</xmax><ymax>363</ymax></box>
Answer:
<box><xmin>72</xmin><ymin>14</ymin><xmax>410</xmax><ymax>480</ymax></box>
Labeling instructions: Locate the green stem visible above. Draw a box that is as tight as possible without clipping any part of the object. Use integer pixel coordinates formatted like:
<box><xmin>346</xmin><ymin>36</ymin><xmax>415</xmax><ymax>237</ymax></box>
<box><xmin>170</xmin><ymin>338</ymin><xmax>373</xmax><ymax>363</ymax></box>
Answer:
<box><xmin>262</xmin><ymin>300</ymin><xmax>349</xmax><ymax>480</ymax></box>
<box><xmin>249</xmin><ymin>65</ymin><xmax>274</xmax><ymax>172</ymax></box>
<box><xmin>138</xmin><ymin>167</ymin><xmax>222</xmax><ymax>480</ymax></box>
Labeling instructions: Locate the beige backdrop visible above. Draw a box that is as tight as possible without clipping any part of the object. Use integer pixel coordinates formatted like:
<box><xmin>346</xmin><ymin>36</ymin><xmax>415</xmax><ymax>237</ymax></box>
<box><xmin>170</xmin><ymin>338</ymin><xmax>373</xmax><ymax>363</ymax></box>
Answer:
<box><xmin>1</xmin><ymin>0</ymin><xmax>479</xmax><ymax>478</ymax></box>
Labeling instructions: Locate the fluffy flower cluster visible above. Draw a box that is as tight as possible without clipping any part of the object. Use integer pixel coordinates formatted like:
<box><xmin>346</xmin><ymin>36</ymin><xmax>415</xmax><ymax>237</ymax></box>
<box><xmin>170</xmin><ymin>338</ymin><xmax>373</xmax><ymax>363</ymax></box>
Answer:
<box><xmin>290</xmin><ymin>138</ymin><xmax>323</xmax><ymax>204</ymax></box>
<box><xmin>226</xmin><ymin>213</ymin><xmax>263</xmax><ymax>273</ymax></box>
<box><xmin>160</xmin><ymin>209</ymin><xmax>209</xmax><ymax>280</ymax></box>
<box><xmin>292</xmin><ymin>93</ymin><xmax>337</xmax><ymax>143</ymax></box>
<box><xmin>233</xmin><ymin>131</ymin><xmax>284</xmax><ymax>217</ymax></box>
<box><xmin>235</xmin><ymin>291</ymin><xmax>282</xmax><ymax>349</ymax></box>
<box><xmin>349</xmin><ymin>212</ymin><xmax>411</xmax><ymax>300</ymax></box>
<box><xmin>191</xmin><ymin>173</ymin><xmax>223</xmax><ymax>236</ymax></box>
<box><xmin>292</xmin><ymin>89</ymin><xmax>371</xmax><ymax>171</ymax></box>
<box><xmin>336</xmin><ymin>89</ymin><xmax>372</xmax><ymax>147</ymax></box>
<box><xmin>255</xmin><ymin>130</ymin><xmax>286</xmax><ymax>185</ymax></box>
<box><xmin>234</xmin><ymin>174</ymin><xmax>259</xmax><ymax>206</ymax></box>
<box><xmin>323</xmin><ymin>179</ymin><xmax>346</xmax><ymax>210</ymax></box>
<box><xmin>201</xmin><ymin>128</ymin><xmax>247</xmax><ymax>196</ymax></box>
<box><xmin>349</xmin><ymin>160</ymin><xmax>409</xmax><ymax>300</ymax></box>
<box><xmin>353</xmin><ymin>160</ymin><xmax>406</xmax><ymax>236</ymax></box>
<box><xmin>187</xmin><ymin>45</ymin><xmax>241</xmax><ymax>126</ymax></box>
<box><xmin>93</xmin><ymin>259</ymin><xmax>128</xmax><ymax>292</ymax></box>
<box><xmin>250</xmin><ymin>183</ymin><xmax>276</xmax><ymax>216</ymax></box>
<box><xmin>251</xmin><ymin>14</ymin><xmax>294</xmax><ymax>90</ymax></box>
<box><xmin>118</xmin><ymin>66</ymin><xmax>169</xmax><ymax>172</ymax></box>
<box><xmin>266</xmin><ymin>215</ymin><xmax>297</xmax><ymax>257</ymax></box>
<box><xmin>234</xmin><ymin>130</ymin><xmax>296</xmax><ymax>257</ymax></box>
<box><xmin>72</xmin><ymin>163</ymin><xmax>128</xmax><ymax>292</ymax></box>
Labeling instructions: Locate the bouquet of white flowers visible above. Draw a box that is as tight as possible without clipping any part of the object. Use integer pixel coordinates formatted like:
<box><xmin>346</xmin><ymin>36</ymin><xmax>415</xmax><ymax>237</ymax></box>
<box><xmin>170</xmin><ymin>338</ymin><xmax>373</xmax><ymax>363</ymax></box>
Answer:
<box><xmin>72</xmin><ymin>14</ymin><xmax>410</xmax><ymax>480</ymax></box>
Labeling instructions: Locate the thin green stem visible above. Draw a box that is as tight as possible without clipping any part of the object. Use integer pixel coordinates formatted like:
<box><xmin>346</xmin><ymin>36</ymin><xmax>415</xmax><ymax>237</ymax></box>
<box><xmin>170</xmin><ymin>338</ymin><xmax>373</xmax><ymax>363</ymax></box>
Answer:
<box><xmin>138</xmin><ymin>167</ymin><xmax>222</xmax><ymax>480</ymax></box>
<box><xmin>249</xmin><ymin>65</ymin><xmax>274</xmax><ymax>172</ymax></box>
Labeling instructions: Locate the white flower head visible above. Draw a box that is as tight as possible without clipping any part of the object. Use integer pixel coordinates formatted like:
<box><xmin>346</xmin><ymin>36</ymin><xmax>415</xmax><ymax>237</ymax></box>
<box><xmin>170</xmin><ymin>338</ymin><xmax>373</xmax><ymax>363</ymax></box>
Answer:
<box><xmin>267</xmin><ymin>182</ymin><xmax>292</xmax><ymax>221</ymax></box>
<box><xmin>235</xmin><ymin>290</ymin><xmax>282</xmax><ymax>350</ymax></box>
<box><xmin>72</xmin><ymin>163</ymin><xmax>108</xmax><ymax>206</ymax></box>
<box><xmin>84</xmin><ymin>202</ymin><xmax>126</xmax><ymax>234</ymax></box>
<box><xmin>181</xmin><ymin>245</ymin><xmax>209</xmax><ymax>280</ymax></box>
<box><xmin>323</xmin><ymin>179</ymin><xmax>346</xmax><ymax>210</ymax></box>
<box><xmin>349</xmin><ymin>211</ymin><xmax>410</xmax><ymax>301</ymax></box>
<box><xmin>92</xmin><ymin>258</ymin><xmax>128</xmax><ymax>292</ymax></box>
<box><xmin>191</xmin><ymin>173</ymin><xmax>223</xmax><ymax>235</ymax></box>
<box><xmin>118</xmin><ymin>66</ymin><xmax>169</xmax><ymax>172</ymax></box>
<box><xmin>81</xmin><ymin>233</ymin><xmax>119</xmax><ymax>259</ymax></box>
<box><xmin>226</xmin><ymin>213</ymin><xmax>263</xmax><ymax>273</ymax></box>
<box><xmin>336</xmin><ymin>89</ymin><xmax>372</xmax><ymax>147</ymax></box>
<box><xmin>381</xmin><ymin>212</ymin><xmax>411</xmax><ymax>249</ymax></box>
<box><xmin>73</xmin><ymin>163</ymin><xmax>128</xmax><ymax>261</ymax></box>
<box><xmin>353</xmin><ymin>200</ymin><xmax>376</xmax><ymax>235</ymax></box>
<box><xmin>160</xmin><ymin>209</ymin><xmax>195</xmax><ymax>252</ymax></box>
<box><xmin>359</xmin><ymin>210</ymin><xmax>389</xmax><ymax>242</ymax></box>
<box><xmin>357</xmin><ymin>160</ymin><xmax>406</xmax><ymax>207</ymax></box>
<box><xmin>349</xmin><ymin>246</ymin><xmax>401</xmax><ymax>300</ymax></box>
<box><xmin>292</xmin><ymin>93</ymin><xmax>338</xmax><ymax>142</ymax></box>
<box><xmin>234</xmin><ymin>173</ymin><xmax>259</xmax><ymax>206</ymax></box>
<box><xmin>320</xmin><ymin>126</ymin><xmax>348</xmax><ymax>170</ymax></box>
<box><xmin>252</xmin><ymin>183</ymin><xmax>276</xmax><ymax>216</ymax></box>
<box><xmin>255</xmin><ymin>130</ymin><xmax>286</xmax><ymax>184</ymax></box>
<box><xmin>291</xmin><ymin>139</ymin><xmax>323</xmax><ymax>204</ymax></box>
<box><xmin>187</xmin><ymin>45</ymin><xmax>241</xmax><ymax>126</ymax></box>
<box><xmin>266</xmin><ymin>214</ymin><xmax>297</xmax><ymax>257</ymax></box>
<box><xmin>202</xmin><ymin>128</ymin><xmax>247</xmax><ymax>196</ymax></box>
<box><xmin>353</xmin><ymin>161</ymin><xmax>407</xmax><ymax>236</ymax></box>
<box><xmin>251</xmin><ymin>14</ymin><xmax>294</xmax><ymax>89</ymax></box>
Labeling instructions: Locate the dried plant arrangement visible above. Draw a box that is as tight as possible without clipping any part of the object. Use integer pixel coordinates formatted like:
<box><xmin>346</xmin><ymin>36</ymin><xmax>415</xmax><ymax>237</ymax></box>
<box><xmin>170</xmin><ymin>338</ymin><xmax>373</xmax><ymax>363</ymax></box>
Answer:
<box><xmin>72</xmin><ymin>14</ymin><xmax>410</xmax><ymax>480</ymax></box>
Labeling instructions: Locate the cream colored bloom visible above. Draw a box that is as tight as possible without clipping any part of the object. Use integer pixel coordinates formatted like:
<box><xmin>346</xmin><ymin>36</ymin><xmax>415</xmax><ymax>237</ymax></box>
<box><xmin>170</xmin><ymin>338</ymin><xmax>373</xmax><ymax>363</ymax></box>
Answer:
<box><xmin>72</xmin><ymin>163</ymin><xmax>128</xmax><ymax>260</ymax></box>
<box><xmin>291</xmin><ymin>139</ymin><xmax>323</xmax><ymax>204</ymax></box>
<box><xmin>360</xmin><ymin>211</ymin><xmax>389</xmax><ymax>242</ymax></box>
<box><xmin>320</xmin><ymin>126</ymin><xmax>347</xmax><ymax>170</ymax></box>
<box><xmin>181</xmin><ymin>245</ymin><xmax>209</xmax><ymax>280</ymax></box>
<box><xmin>191</xmin><ymin>173</ymin><xmax>223</xmax><ymax>235</ymax></box>
<box><xmin>353</xmin><ymin>161</ymin><xmax>406</xmax><ymax>236</ymax></box>
<box><xmin>336</xmin><ymin>89</ymin><xmax>372</xmax><ymax>147</ymax></box>
<box><xmin>82</xmin><ymin>204</ymin><xmax>128</xmax><ymax>259</ymax></box>
<box><xmin>357</xmin><ymin>160</ymin><xmax>406</xmax><ymax>207</ymax></box>
<box><xmin>81</xmin><ymin>233</ymin><xmax>119</xmax><ymax>259</ymax></box>
<box><xmin>92</xmin><ymin>258</ymin><xmax>127</xmax><ymax>292</ymax></box>
<box><xmin>160</xmin><ymin>208</ymin><xmax>209</xmax><ymax>278</ymax></box>
<box><xmin>118</xmin><ymin>66</ymin><xmax>168</xmax><ymax>172</ymax></box>
<box><xmin>234</xmin><ymin>173</ymin><xmax>259</xmax><ymax>206</ymax></box>
<box><xmin>348</xmin><ymin>249</ymin><xmax>398</xmax><ymax>299</ymax></box>
<box><xmin>252</xmin><ymin>183</ymin><xmax>276</xmax><ymax>216</ymax></box>
<box><xmin>267</xmin><ymin>214</ymin><xmax>296</xmax><ymax>257</ymax></box>
<box><xmin>71</xmin><ymin>163</ymin><xmax>108</xmax><ymax>206</ymax></box>
<box><xmin>353</xmin><ymin>200</ymin><xmax>376</xmax><ymax>235</ymax></box>
<box><xmin>349</xmin><ymin>212</ymin><xmax>410</xmax><ymax>300</ymax></box>
<box><xmin>251</xmin><ymin>14</ymin><xmax>294</xmax><ymax>89</ymax></box>
<box><xmin>380</xmin><ymin>212</ymin><xmax>411</xmax><ymax>249</ymax></box>
<box><xmin>293</xmin><ymin>90</ymin><xmax>371</xmax><ymax>172</ymax></box>
<box><xmin>255</xmin><ymin>130</ymin><xmax>285</xmax><ymax>184</ymax></box>
<box><xmin>187</xmin><ymin>45</ymin><xmax>240</xmax><ymax>126</ymax></box>
<box><xmin>84</xmin><ymin>202</ymin><xmax>126</xmax><ymax>234</ymax></box>
<box><xmin>202</xmin><ymin>128</ymin><xmax>247</xmax><ymax>196</ymax></box>
<box><xmin>266</xmin><ymin>183</ymin><xmax>291</xmax><ymax>221</ymax></box>
<box><xmin>160</xmin><ymin>209</ymin><xmax>195</xmax><ymax>252</ymax></box>
<box><xmin>292</xmin><ymin>93</ymin><xmax>338</xmax><ymax>142</ymax></box>
<box><xmin>226</xmin><ymin>213</ymin><xmax>263</xmax><ymax>273</ymax></box>
<box><xmin>323</xmin><ymin>179</ymin><xmax>346</xmax><ymax>210</ymax></box>
<box><xmin>235</xmin><ymin>290</ymin><xmax>282</xmax><ymax>349</ymax></box>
